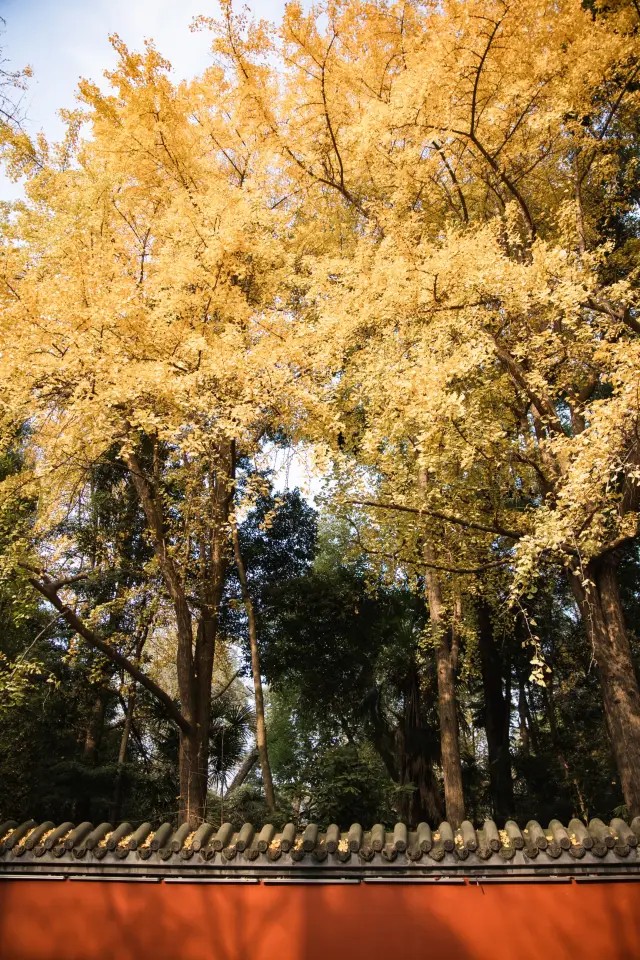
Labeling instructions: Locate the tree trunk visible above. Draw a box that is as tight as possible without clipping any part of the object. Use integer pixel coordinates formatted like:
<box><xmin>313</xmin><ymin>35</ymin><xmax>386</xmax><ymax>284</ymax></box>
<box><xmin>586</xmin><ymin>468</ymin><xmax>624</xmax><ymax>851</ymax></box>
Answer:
<box><xmin>125</xmin><ymin>443</ymin><xmax>234</xmax><ymax>826</ymax></box>
<box><xmin>570</xmin><ymin>556</ymin><xmax>640</xmax><ymax>817</ymax></box>
<box><xmin>398</xmin><ymin>745</ymin><xmax>444</xmax><ymax>826</ymax></box>
<box><xmin>231</xmin><ymin>519</ymin><xmax>276</xmax><ymax>810</ymax></box>
<box><xmin>184</xmin><ymin>444</ymin><xmax>232</xmax><ymax>827</ymax></box>
<box><xmin>125</xmin><ymin>448</ymin><xmax>203</xmax><ymax>824</ymax></box>
<box><xmin>73</xmin><ymin>688</ymin><xmax>107</xmax><ymax>822</ymax></box>
<box><xmin>110</xmin><ymin>686</ymin><xmax>135</xmax><ymax>823</ymax></box>
<box><xmin>191</xmin><ymin>615</ymin><xmax>218</xmax><ymax>827</ymax></box>
<box><xmin>477</xmin><ymin>601</ymin><xmax>514</xmax><ymax>823</ymax></box>
<box><xmin>518</xmin><ymin>679</ymin><xmax>531</xmax><ymax>756</ymax></box>
<box><xmin>398</xmin><ymin>661</ymin><xmax>444</xmax><ymax>825</ymax></box>
<box><xmin>179</xmin><ymin>727</ymin><xmax>209</xmax><ymax>826</ymax></box>
<box><xmin>82</xmin><ymin>689</ymin><xmax>106</xmax><ymax>765</ymax></box>
<box><xmin>423</xmin><ymin>541</ymin><xmax>465</xmax><ymax>826</ymax></box>
<box><xmin>365</xmin><ymin>667</ymin><xmax>442</xmax><ymax>825</ymax></box>
<box><xmin>224</xmin><ymin>747</ymin><xmax>259</xmax><ymax>798</ymax></box>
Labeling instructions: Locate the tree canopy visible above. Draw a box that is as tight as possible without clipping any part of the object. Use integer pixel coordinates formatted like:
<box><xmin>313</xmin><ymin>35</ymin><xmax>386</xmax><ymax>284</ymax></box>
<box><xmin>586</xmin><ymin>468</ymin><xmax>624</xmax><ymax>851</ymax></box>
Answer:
<box><xmin>0</xmin><ymin>0</ymin><xmax>639</xmax><ymax>828</ymax></box>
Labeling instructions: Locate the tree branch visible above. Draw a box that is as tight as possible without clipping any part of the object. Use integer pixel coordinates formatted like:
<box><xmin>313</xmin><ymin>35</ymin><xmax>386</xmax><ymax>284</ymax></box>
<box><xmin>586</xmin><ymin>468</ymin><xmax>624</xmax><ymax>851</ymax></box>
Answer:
<box><xmin>350</xmin><ymin>527</ymin><xmax>512</xmax><ymax>575</ymax></box>
<box><xmin>432</xmin><ymin>140</ymin><xmax>468</xmax><ymax>222</ymax></box>
<box><xmin>579</xmin><ymin>62</ymin><xmax>640</xmax><ymax>184</ymax></box>
<box><xmin>25</xmin><ymin>574</ymin><xmax>191</xmax><ymax>736</ymax></box>
<box><xmin>490</xmin><ymin>338</ymin><xmax>565</xmax><ymax>435</ymax></box>
<box><xmin>212</xmin><ymin>669</ymin><xmax>242</xmax><ymax>701</ymax></box>
<box><xmin>469</xmin><ymin>132</ymin><xmax>536</xmax><ymax>239</ymax></box>
<box><xmin>345</xmin><ymin>498</ymin><xmax>523</xmax><ymax>540</ymax></box>
<box><xmin>223</xmin><ymin>747</ymin><xmax>259</xmax><ymax>797</ymax></box>
<box><xmin>585</xmin><ymin>296</ymin><xmax>640</xmax><ymax>336</ymax></box>
<box><xmin>122</xmin><ymin>450</ymin><xmax>185</xmax><ymax>604</ymax></box>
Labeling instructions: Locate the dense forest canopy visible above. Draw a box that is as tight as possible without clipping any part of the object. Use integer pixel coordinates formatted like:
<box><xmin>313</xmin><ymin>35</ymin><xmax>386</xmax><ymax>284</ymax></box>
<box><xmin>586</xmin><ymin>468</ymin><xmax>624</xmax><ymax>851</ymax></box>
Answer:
<box><xmin>0</xmin><ymin>0</ymin><xmax>639</xmax><ymax>830</ymax></box>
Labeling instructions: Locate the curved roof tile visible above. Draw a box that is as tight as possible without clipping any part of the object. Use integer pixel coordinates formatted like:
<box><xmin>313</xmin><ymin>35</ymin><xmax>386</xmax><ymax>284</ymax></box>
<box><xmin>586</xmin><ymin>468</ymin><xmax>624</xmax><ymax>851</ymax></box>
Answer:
<box><xmin>1</xmin><ymin>817</ymin><xmax>638</xmax><ymax>880</ymax></box>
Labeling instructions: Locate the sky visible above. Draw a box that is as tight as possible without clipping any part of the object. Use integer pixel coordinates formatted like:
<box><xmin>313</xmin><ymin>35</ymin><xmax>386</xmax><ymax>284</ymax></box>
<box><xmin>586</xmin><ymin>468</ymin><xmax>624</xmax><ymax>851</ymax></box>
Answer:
<box><xmin>0</xmin><ymin>0</ymin><xmax>288</xmax><ymax>197</ymax></box>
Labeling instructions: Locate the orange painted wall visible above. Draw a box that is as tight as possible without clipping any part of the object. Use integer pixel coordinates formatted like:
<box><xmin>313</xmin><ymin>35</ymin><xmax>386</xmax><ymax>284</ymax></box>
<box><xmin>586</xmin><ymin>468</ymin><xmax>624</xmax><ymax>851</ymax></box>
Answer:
<box><xmin>0</xmin><ymin>878</ymin><xmax>639</xmax><ymax>960</ymax></box>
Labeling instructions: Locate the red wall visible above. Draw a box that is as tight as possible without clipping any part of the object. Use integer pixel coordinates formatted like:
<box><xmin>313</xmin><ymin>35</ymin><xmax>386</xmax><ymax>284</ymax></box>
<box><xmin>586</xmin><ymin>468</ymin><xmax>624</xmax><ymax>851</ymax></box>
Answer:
<box><xmin>1</xmin><ymin>878</ymin><xmax>639</xmax><ymax>960</ymax></box>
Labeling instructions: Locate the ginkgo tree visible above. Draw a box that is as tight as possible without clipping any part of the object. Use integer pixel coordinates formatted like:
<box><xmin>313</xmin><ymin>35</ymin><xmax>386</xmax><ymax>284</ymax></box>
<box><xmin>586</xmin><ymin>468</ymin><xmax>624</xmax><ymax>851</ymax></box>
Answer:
<box><xmin>0</xmin><ymin>38</ymin><xmax>289</xmax><ymax>825</ymax></box>
<box><xmin>2</xmin><ymin>0</ymin><xmax>639</xmax><ymax>828</ymax></box>
<box><xmin>210</xmin><ymin>0</ymin><xmax>640</xmax><ymax>819</ymax></box>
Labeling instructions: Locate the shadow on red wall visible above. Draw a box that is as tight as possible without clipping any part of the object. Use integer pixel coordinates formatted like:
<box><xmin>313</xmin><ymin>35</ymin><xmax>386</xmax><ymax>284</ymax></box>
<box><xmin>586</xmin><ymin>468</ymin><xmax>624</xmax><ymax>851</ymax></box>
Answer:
<box><xmin>0</xmin><ymin>879</ymin><xmax>639</xmax><ymax>959</ymax></box>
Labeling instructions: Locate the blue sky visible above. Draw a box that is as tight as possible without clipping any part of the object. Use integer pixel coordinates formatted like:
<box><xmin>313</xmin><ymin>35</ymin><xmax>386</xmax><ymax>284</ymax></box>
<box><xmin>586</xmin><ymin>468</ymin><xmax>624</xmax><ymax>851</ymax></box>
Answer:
<box><xmin>0</xmin><ymin>0</ymin><xmax>288</xmax><ymax>198</ymax></box>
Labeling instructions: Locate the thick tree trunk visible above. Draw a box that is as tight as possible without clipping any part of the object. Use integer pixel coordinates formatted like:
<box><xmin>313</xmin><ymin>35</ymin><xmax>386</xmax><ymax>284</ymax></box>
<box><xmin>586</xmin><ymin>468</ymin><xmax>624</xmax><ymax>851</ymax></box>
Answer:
<box><xmin>423</xmin><ymin>542</ymin><xmax>465</xmax><ymax>826</ymax></box>
<box><xmin>172</xmin><ymin>602</ymin><xmax>209</xmax><ymax>827</ymax></box>
<box><xmin>179</xmin><ymin>727</ymin><xmax>209</xmax><ymax>827</ymax></box>
<box><xmin>191</xmin><ymin>615</ymin><xmax>218</xmax><ymax>827</ymax></box>
<box><xmin>366</xmin><ymin>666</ymin><xmax>442</xmax><ymax>825</ymax></box>
<box><xmin>435</xmin><ymin>632</ymin><xmax>465</xmax><ymax>827</ymax></box>
<box><xmin>371</xmin><ymin>718</ymin><xmax>443</xmax><ymax>826</ymax></box>
<box><xmin>125</xmin><ymin>448</ymin><xmax>203</xmax><ymax>824</ymax></box>
<box><xmin>477</xmin><ymin>601</ymin><xmax>514</xmax><ymax>823</ymax></box>
<box><xmin>570</xmin><ymin>556</ymin><xmax>640</xmax><ymax>817</ymax></box>
<box><xmin>398</xmin><ymin>663</ymin><xmax>444</xmax><ymax>825</ymax></box>
<box><xmin>398</xmin><ymin>746</ymin><xmax>444</xmax><ymax>826</ymax></box>
<box><xmin>184</xmin><ymin>450</ymin><xmax>231</xmax><ymax>826</ymax></box>
<box><xmin>231</xmin><ymin>519</ymin><xmax>276</xmax><ymax>810</ymax></box>
<box><xmin>395</xmin><ymin>660</ymin><xmax>444</xmax><ymax>826</ymax></box>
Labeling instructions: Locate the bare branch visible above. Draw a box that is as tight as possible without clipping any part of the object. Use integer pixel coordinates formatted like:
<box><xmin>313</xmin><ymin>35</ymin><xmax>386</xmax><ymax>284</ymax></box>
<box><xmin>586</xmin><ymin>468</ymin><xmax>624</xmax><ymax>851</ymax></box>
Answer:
<box><xmin>470</xmin><ymin>15</ymin><xmax>504</xmax><ymax>138</ymax></box>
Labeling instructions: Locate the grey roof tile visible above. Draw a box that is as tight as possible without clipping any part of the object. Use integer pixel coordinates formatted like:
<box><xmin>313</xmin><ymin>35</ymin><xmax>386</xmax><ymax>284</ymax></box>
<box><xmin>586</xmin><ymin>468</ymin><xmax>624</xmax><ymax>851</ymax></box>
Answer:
<box><xmin>0</xmin><ymin>818</ymin><xmax>639</xmax><ymax>880</ymax></box>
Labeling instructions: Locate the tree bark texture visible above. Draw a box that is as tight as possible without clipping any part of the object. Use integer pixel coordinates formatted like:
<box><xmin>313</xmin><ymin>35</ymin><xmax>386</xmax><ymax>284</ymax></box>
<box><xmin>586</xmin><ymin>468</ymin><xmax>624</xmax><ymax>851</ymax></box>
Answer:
<box><xmin>477</xmin><ymin>601</ymin><xmax>514</xmax><ymax>823</ymax></box>
<box><xmin>570</xmin><ymin>556</ymin><xmax>640</xmax><ymax>817</ymax></box>
<box><xmin>423</xmin><ymin>541</ymin><xmax>465</xmax><ymax>827</ymax></box>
